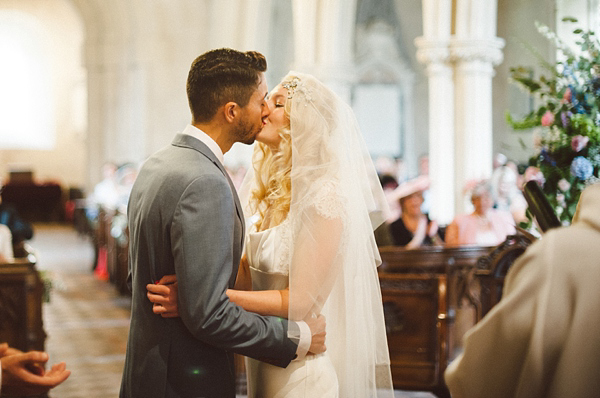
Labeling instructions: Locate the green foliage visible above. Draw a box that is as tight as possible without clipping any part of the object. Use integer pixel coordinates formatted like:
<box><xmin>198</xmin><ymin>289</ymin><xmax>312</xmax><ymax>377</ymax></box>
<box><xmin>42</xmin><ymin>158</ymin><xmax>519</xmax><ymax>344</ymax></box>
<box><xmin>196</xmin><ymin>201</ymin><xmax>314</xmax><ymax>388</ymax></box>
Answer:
<box><xmin>507</xmin><ymin>19</ymin><xmax>600</xmax><ymax>225</ymax></box>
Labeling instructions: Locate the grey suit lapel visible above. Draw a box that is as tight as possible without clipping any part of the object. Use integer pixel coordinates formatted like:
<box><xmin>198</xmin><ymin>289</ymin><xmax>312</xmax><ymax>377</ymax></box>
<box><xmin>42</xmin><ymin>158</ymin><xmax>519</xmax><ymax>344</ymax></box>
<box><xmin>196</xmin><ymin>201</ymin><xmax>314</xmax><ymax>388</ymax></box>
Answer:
<box><xmin>171</xmin><ymin>133</ymin><xmax>246</xmax><ymax>237</ymax></box>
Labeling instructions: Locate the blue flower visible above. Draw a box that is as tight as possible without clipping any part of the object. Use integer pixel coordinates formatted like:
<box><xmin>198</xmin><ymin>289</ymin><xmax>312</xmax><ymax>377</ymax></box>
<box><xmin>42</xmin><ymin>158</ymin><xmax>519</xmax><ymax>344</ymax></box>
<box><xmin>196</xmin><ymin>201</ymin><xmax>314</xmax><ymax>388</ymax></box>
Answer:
<box><xmin>572</xmin><ymin>96</ymin><xmax>589</xmax><ymax>114</ymax></box>
<box><xmin>570</xmin><ymin>156</ymin><xmax>594</xmax><ymax>180</ymax></box>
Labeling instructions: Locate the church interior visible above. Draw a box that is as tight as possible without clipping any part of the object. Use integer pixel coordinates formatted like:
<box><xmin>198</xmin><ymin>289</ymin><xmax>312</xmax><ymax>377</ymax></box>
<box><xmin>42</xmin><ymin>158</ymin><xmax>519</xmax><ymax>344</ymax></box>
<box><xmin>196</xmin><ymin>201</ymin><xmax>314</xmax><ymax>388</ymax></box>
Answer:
<box><xmin>1</xmin><ymin>0</ymin><xmax>599</xmax><ymax>397</ymax></box>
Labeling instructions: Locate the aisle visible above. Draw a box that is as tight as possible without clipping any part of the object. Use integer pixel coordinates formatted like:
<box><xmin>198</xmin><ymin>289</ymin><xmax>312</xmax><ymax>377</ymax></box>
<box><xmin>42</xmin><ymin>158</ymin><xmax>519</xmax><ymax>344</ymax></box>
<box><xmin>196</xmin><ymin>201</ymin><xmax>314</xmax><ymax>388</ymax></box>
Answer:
<box><xmin>32</xmin><ymin>223</ymin><xmax>130</xmax><ymax>398</ymax></box>
<box><xmin>30</xmin><ymin>223</ymin><xmax>435</xmax><ymax>398</ymax></box>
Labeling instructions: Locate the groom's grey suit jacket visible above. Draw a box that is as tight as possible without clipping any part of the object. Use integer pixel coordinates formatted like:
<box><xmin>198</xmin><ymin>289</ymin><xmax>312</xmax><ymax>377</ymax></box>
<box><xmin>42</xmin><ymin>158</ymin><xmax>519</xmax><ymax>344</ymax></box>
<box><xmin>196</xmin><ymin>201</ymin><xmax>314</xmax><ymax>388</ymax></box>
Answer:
<box><xmin>120</xmin><ymin>134</ymin><xmax>298</xmax><ymax>398</ymax></box>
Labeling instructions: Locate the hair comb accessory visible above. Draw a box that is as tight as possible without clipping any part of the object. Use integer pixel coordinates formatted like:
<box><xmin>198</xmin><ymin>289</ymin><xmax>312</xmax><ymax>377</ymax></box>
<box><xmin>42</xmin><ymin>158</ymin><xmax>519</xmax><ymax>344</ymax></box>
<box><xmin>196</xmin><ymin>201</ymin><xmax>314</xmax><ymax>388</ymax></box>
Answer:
<box><xmin>282</xmin><ymin>76</ymin><xmax>312</xmax><ymax>103</ymax></box>
<box><xmin>281</xmin><ymin>77</ymin><xmax>299</xmax><ymax>98</ymax></box>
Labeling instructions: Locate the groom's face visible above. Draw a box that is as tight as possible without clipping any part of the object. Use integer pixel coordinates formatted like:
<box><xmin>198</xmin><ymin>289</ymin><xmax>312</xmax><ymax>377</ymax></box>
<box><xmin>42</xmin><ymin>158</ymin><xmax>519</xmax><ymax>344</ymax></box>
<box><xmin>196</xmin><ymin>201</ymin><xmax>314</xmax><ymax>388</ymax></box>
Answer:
<box><xmin>235</xmin><ymin>73</ymin><xmax>270</xmax><ymax>145</ymax></box>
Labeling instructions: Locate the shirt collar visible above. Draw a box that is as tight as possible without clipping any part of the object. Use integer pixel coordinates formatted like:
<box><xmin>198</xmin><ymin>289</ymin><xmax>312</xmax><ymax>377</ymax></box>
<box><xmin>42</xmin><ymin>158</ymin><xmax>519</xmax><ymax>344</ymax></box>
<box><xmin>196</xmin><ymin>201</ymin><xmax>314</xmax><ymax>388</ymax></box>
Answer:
<box><xmin>181</xmin><ymin>124</ymin><xmax>224</xmax><ymax>165</ymax></box>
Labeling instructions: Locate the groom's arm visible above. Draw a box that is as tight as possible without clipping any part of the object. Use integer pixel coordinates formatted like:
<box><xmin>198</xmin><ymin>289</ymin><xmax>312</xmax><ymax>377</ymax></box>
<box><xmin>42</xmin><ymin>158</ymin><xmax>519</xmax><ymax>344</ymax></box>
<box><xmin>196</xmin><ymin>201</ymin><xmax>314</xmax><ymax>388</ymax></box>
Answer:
<box><xmin>171</xmin><ymin>174</ymin><xmax>302</xmax><ymax>367</ymax></box>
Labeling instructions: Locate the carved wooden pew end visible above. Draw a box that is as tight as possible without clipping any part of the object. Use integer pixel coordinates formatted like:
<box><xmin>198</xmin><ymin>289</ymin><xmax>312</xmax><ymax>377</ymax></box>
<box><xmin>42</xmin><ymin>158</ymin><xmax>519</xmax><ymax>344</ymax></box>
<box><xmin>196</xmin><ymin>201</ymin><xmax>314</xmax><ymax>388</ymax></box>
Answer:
<box><xmin>378</xmin><ymin>245</ymin><xmax>493</xmax><ymax>398</ymax></box>
<box><xmin>0</xmin><ymin>245</ymin><xmax>46</xmax><ymax>352</ymax></box>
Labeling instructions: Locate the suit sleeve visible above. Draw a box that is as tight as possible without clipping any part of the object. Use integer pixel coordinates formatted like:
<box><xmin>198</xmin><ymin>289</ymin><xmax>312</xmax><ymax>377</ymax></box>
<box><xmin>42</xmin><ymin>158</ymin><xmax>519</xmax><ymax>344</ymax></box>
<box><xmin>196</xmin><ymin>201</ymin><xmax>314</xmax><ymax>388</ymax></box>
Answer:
<box><xmin>171</xmin><ymin>174</ymin><xmax>297</xmax><ymax>367</ymax></box>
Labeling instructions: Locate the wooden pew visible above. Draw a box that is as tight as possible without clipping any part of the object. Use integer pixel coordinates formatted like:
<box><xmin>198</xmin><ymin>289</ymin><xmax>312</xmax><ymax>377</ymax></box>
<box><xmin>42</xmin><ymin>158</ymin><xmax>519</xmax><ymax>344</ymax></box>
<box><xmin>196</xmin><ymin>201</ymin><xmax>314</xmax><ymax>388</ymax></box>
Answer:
<box><xmin>93</xmin><ymin>206</ymin><xmax>130</xmax><ymax>295</ymax></box>
<box><xmin>468</xmin><ymin>233</ymin><xmax>534</xmax><ymax>322</ymax></box>
<box><xmin>111</xmin><ymin>210</ymin><xmax>130</xmax><ymax>295</ymax></box>
<box><xmin>378</xmin><ymin>245</ymin><xmax>493</xmax><ymax>398</ymax></box>
<box><xmin>0</xmin><ymin>245</ymin><xmax>46</xmax><ymax>352</ymax></box>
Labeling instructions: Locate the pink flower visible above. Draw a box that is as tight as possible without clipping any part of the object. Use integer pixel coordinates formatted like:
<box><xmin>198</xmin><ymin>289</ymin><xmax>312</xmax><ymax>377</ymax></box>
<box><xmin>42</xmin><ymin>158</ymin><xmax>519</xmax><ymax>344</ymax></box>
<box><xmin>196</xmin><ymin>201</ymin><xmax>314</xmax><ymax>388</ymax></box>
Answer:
<box><xmin>541</xmin><ymin>110</ymin><xmax>555</xmax><ymax>126</ymax></box>
<box><xmin>563</xmin><ymin>88</ymin><xmax>572</xmax><ymax>103</ymax></box>
<box><xmin>558</xmin><ymin>178</ymin><xmax>571</xmax><ymax>192</ymax></box>
<box><xmin>524</xmin><ymin>166</ymin><xmax>545</xmax><ymax>187</ymax></box>
<box><xmin>571</xmin><ymin>135</ymin><xmax>589</xmax><ymax>152</ymax></box>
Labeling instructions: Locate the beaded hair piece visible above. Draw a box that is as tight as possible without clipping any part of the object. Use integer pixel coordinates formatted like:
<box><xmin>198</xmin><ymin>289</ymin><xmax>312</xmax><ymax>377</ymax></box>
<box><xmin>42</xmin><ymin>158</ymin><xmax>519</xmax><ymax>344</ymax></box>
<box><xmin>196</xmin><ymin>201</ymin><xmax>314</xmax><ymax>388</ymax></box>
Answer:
<box><xmin>282</xmin><ymin>77</ymin><xmax>312</xmax><ymax>102</ymax></box>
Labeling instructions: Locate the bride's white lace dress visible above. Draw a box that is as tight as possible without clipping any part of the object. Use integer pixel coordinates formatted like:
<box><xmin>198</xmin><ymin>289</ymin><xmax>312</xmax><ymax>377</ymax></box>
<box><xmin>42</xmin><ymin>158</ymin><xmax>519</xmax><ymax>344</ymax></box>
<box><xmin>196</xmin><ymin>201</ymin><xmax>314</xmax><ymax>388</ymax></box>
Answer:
<box><xmin>244</xmin><ymin>217</ymin><xmax>339</xmax><ymax>398</ymax></box>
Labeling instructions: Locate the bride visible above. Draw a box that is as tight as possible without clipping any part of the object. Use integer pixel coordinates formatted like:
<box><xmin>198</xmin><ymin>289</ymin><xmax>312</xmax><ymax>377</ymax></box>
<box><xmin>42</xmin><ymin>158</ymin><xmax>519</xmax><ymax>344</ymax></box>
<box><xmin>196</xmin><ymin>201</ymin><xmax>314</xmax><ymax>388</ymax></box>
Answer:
<box><xmin>148</xmin><ymin>72</ymin><xmax>394</xmax><ymax>397</ymax></box>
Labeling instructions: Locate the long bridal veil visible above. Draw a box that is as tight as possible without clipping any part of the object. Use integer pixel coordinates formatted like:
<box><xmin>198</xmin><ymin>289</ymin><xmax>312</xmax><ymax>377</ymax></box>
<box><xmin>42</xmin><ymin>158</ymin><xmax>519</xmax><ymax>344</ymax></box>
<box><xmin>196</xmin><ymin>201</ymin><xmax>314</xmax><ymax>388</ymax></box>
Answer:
<box><xmin>240</xmin><ymin>72</ymin><xmax>394</xmax><ymax>397</ymax></box>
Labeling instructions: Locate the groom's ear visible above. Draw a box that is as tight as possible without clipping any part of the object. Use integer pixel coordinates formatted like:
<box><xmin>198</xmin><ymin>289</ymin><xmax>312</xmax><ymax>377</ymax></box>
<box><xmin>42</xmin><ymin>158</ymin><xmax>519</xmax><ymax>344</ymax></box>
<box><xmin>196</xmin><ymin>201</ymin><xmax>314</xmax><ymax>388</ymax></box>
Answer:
<box><xmin>223</xmin><ymin>102</ymin><xmax>239</xmax><ymax>124</ymax></box>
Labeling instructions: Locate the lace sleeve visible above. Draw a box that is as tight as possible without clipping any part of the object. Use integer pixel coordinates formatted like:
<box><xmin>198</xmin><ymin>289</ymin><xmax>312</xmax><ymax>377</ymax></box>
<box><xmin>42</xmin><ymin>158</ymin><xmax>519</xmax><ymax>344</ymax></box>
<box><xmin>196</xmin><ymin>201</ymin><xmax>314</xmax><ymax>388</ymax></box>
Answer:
<box><xmin>310</xmin><ymin>180</ymin><xmax>347</xmax><ymax>220</ymax></box>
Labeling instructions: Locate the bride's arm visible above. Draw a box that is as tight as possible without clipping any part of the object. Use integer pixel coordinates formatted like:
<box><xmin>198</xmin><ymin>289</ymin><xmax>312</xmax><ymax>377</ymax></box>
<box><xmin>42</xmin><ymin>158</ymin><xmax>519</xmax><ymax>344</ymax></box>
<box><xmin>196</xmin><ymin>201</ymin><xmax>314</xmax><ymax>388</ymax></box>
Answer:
<box><xmin>226</xmin><ymin>288</ymin><xmax>288</xmax><ymax>318</ymax></box>
<box><xmin>287</xmin><ymin>213</ymin><xmax>343</xmax><ymax>321</ymax></box>
<box><xmin>147</xmin><ymin>282</ymin><xmax>289</xmax><ymax>318</ymax></box>
<box><xmin>148</xmin><ymin>212</ymin><xmax>343</xmax><ymax>321</ymax></box>
<box><xmin>147</xmin><ymin>257</ymin><xmax>289</xmax><ymax>318</ymax></box>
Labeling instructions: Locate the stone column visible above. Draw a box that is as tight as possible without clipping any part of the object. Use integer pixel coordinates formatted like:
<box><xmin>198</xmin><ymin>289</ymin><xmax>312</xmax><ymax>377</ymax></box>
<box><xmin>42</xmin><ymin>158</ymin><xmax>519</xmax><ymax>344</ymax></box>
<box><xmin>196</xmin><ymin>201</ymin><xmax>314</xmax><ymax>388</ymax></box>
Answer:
<box><xmin>415</xmin><ymin>0</ymin><xmax>455</xmax><ymax>225</ymax></box>
<box><xmin>84</xmin><ymin>39</ymin><xmax>122</xmax><ymax>190</ymax></box>
<box><xmin>451</xmin><ymin>0</ymin><xmax>504</xmax><ymax>213</ymax></box>
<box><xmin>415</xmin><ymin>40</ymin><xmax>455</xmax><ymax>225</ymax></box>
<box><xmin>291</xmin><ymin>0</ymin><xmax>356</xmax><ymax>103</ymax></box>
<box><xmin>291</xmin><ymin>0</ymin><xmax>318</xmax><ymax>73</ymax></box>
<box><xmin>208</xmin><ymin>0</ymin><xmax>242</xmax><ymax>49</ymax></box>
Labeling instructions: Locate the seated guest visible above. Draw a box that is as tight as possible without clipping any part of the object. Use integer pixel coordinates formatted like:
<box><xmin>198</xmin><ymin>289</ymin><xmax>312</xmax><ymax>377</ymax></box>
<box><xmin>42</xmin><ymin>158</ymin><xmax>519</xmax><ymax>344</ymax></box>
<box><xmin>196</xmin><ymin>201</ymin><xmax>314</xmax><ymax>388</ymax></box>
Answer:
<box><xmin>380</xmin><ymin>173</ymin><xmax>400</xmax><ymax>223</ymax></box>
<box><xmin>114</xmin><ymin>162</ymin><xmax>139</xmax><ymax>212</ymax></box>
<box><xmin>446</xmin><ymin>180</ymin><xmax>515</xmax><ymax>246</ymax></box>
<box><xmin>444</xmin><ymin>183</ymin><xmax>600</xmax><ymax>398</ymax></box>
<box><xmin>490</xmin><ymin>164</ymin><xmax>528</xmax><ymax>224</ymax></box>
<box><xmin>90</xmin><ymin>161</ymin><xmax>120</xmax><ymax>209</ymax></box>
<box><xmin>0</xmin><ymin>182</ymin><xmax>33</xmax><ymax>248</ymax></box>
<box><xmin>0</xmin><ymin>224</ymin><xmax>13</xmax><ymax>262</ymax></box>
<box><xmin>0</xmin><ymin>342</ymin><xmax>70</xmax><ymax>396</ymax></box>
<box><xmin>389</xmin><ymin>176</ymin><xmax>442</xmax><ymax>248</ymax></box>
<box><xmin>373</xmin><ymin>174</ymin><xmax>399</xmax><ymax>246</ymax></box>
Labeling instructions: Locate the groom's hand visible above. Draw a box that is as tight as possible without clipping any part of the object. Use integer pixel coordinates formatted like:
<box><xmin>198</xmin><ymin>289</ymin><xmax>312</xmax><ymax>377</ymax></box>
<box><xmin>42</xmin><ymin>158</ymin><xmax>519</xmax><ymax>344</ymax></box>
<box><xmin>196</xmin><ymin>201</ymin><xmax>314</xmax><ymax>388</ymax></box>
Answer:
<box><xmin>306</xmin><ymin>315</ymin><xmax>326</xmax><ymax>354</ymax></box>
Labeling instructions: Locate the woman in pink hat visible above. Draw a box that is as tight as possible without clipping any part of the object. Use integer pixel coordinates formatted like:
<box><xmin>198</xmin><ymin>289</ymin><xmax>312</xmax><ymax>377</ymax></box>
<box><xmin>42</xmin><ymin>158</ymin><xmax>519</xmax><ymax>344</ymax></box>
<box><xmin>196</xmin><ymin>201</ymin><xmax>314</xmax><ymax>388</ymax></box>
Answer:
<box><xmin>389</xmin><ymin>176</ymin><xmax>442</xmax><ymax>248</ymax></box>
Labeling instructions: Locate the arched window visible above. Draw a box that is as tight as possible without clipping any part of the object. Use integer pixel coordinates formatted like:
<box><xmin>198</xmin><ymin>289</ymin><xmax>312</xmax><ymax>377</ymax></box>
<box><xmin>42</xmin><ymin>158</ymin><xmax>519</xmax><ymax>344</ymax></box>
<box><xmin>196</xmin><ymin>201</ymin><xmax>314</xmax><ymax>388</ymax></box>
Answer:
<box><xmin>0</xmin><ymin>11</ymin><xmax>55</xmax><ymax>149</ymax></box>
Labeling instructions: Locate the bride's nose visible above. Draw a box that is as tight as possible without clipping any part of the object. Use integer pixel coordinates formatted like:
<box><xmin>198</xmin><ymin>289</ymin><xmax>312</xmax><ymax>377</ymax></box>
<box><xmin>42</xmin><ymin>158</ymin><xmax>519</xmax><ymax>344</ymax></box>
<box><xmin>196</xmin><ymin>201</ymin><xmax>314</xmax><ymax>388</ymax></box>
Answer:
<box><xmin>262</xmin><ymin>101</ymin><xmax>272</xmax><ymax>118</ymax></box>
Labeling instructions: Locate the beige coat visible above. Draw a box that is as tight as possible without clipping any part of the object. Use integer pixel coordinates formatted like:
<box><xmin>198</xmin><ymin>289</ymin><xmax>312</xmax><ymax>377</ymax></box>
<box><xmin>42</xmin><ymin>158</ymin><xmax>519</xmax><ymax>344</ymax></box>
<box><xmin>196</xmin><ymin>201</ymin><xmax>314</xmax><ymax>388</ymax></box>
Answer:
<box><xmin>445</xmin><ymin>183</ymin><xmax>600</xmax><ymax>398</ymax></box>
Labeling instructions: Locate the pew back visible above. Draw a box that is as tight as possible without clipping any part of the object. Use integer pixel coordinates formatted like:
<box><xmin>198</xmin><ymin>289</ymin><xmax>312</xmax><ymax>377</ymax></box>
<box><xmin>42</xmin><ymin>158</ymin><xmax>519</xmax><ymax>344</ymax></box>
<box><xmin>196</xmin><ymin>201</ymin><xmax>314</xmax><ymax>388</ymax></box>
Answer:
<box><xmin>378</xmin><ymin>245</ymin><xmax>493</xmax><ymax>397</ymax></box>
<box><xmin>0</xmin><ymin>248</ymin><xmax>46</xmax><ymax>351</ymax></box>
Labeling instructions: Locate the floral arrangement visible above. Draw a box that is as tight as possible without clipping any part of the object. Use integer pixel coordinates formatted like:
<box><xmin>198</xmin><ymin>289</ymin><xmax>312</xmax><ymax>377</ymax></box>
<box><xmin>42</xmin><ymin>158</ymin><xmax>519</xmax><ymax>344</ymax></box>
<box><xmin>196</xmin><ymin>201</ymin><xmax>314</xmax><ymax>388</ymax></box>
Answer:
<box><xmin>506</xmin><ymin>17</ymin><xmax>600</xmax><ymax>224</ymax></box>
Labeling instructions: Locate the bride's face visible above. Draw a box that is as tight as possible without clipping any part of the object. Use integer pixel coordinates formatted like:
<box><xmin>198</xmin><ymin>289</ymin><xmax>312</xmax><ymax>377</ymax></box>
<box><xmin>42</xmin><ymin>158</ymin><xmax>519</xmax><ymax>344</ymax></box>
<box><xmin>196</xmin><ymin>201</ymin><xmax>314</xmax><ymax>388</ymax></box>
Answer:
<box><xmin>255</xmin><ymin>85</ymin><xmax>289</xmax><ymax>149</ymax></box>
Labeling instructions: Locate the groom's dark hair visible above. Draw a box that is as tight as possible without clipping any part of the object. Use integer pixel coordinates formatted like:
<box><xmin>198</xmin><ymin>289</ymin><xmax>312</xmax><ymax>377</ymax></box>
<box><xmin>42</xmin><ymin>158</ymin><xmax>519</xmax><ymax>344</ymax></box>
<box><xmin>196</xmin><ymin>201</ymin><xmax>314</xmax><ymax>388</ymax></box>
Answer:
<box><xmin>187</xmin><ymin>48</ymin><xmax>267</xmax><ymax>123</ymax></box>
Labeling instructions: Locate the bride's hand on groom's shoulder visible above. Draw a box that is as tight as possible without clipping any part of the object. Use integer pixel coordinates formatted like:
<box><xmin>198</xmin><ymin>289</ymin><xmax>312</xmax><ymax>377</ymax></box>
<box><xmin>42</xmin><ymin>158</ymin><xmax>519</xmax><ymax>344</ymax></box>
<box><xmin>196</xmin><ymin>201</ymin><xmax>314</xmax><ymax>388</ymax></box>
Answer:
<box><xmin>147</xmin><ymin>274</ymin><xmax>179</xmax><ymax>318</ymax></box>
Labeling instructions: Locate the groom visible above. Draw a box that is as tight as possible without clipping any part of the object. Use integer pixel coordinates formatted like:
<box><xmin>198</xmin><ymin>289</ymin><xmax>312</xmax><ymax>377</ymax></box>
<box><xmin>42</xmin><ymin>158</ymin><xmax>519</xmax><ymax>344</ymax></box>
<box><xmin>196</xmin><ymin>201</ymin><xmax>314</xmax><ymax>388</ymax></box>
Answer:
<box><xmin>120</xmin><ymin>48</ymin><xmax>325</xmax><ymax>398</ymax></box>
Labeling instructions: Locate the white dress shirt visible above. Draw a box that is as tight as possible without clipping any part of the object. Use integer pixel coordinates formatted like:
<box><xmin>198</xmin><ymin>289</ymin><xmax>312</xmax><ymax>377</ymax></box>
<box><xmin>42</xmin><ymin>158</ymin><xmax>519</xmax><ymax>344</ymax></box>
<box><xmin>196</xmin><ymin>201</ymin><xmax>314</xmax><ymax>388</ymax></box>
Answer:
<box><xmin>182</xmin><ymin>124</ymin><xmax>225</xmax><ymax>165</ymax></box>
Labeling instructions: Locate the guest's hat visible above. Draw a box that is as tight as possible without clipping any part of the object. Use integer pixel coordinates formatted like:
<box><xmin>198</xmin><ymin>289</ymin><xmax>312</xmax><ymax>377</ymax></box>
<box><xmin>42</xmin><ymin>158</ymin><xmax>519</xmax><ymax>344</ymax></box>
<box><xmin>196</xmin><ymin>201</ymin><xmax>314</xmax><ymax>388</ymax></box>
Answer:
<box><xmin>389</xmin><ymin>175</ymin><xmax>429</xmax><ymax>202</ymax></box>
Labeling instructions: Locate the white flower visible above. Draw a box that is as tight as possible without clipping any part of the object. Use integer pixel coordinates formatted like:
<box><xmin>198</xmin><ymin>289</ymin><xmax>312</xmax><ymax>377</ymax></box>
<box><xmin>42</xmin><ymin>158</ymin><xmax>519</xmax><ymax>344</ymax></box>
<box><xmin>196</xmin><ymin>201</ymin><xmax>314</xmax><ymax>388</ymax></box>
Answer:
<box><xmin>556</xmin><ymin>206</ymin><xmax>564</xmax><ymax>216</ymax></box>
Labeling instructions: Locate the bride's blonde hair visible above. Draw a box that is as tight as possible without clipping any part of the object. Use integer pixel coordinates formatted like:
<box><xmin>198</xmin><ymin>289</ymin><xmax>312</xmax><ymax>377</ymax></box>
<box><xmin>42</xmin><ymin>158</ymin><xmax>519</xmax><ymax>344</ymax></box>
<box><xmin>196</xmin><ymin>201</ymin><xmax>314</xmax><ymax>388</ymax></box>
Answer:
<box><xmin>249</xmin><ymin>102</ymin><xmax>293</xmax><ymax>231</ymax></box>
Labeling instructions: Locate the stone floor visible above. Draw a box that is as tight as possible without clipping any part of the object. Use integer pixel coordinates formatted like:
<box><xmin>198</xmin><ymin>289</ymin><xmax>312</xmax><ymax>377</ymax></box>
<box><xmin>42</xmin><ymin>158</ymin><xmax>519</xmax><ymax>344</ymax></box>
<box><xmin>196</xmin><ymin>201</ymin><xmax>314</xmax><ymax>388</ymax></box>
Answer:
<box><xmin>30</xmin><ymin>223</ymin><xmax>436</xmax><ymax>398</ymax></box>
<box><xmin>32</xmin><ymin>223</ymin><xmax>130</xmax><ymax>398</ymax></box>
